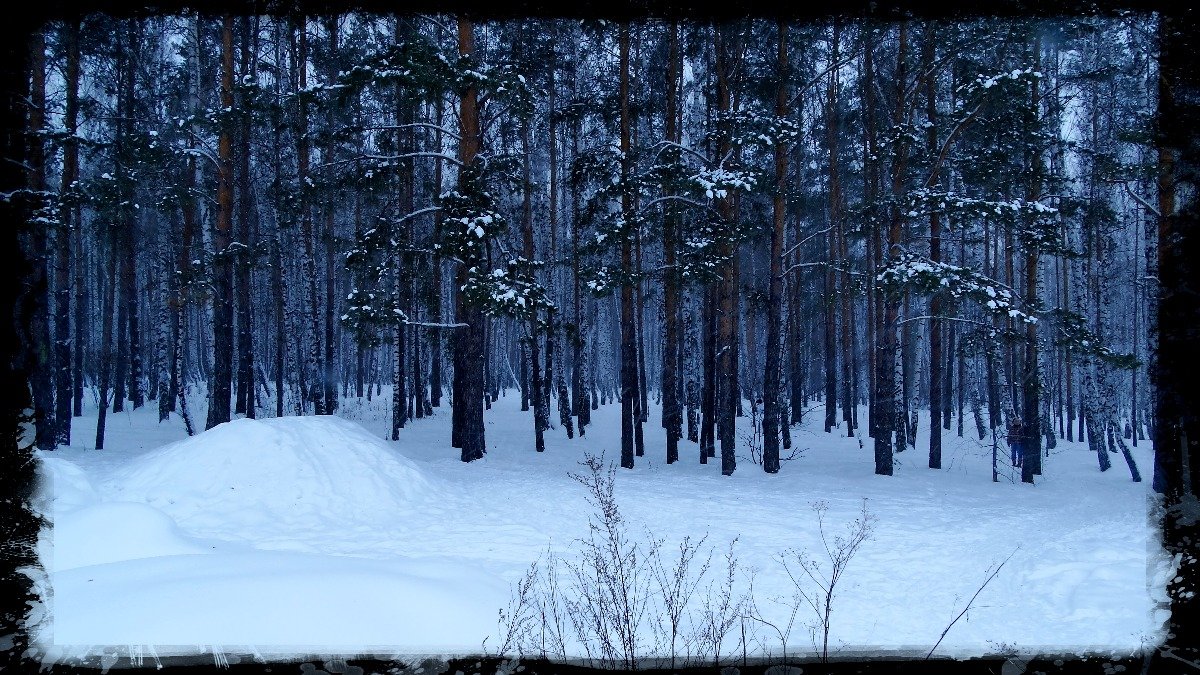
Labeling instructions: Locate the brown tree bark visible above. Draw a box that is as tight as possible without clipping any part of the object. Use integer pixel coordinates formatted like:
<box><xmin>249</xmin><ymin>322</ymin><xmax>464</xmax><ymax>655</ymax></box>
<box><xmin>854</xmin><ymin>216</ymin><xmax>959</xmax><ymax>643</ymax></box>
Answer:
<box><xmin>455</xmin><ymin>15</ymin><xmax>486</xmax><ymax>462</ymax></box>
<box><xmin>205</xmin><ymin>15</ymin><xmax>236</xmax><ymax>429</ymax></box>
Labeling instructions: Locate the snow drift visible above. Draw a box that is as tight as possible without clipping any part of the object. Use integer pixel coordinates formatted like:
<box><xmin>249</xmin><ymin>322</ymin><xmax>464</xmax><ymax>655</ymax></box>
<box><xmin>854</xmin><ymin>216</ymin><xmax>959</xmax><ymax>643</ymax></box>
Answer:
<box><xmin>103</xmin><ymin>416</ymin><xmax>437</xmax><ymax>541</ymax></box>
<box><xmin>36</xmin><ymin>456</ymin><xmax>100</xmax><ymax>517</ymax></box>
<box><xmin>50</xmin><ymin>501</ymin><xmax>209</xmax><ymax>571</ymax></box>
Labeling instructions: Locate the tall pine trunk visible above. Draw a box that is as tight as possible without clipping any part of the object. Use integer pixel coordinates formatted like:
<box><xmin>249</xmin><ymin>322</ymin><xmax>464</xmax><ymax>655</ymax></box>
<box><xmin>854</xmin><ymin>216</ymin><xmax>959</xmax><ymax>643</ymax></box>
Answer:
<box><xmin>205</xmin><ymin>15</ymin><xmax>236</xmax><ymax>430</ymax></box>
<box><xmin>27</xmin><ymin>29</ymin><xmax>54</xmax><ymax>449</ymax></box>
<box><xmin>324</xmin><ymin>18</ymin><xmax>340</xmax><ymax>415</ymax></box>
<box><xmin>618</xmin><ymin>23</ymin><xmax>638</xmax><ymax>470</ymax></box>
<box><xmin>1021</xmin><ymin>35</ymin><xmax>1043</xmax><ymax>483</ymax></box>
<box><xmin>455</xmin><ymin>16</ymin><xmax>486</xmax><ymax>462</ymax></box>
<box><xmin>823</xmin><ymin>41</ymin><xmax>839</xmax><ymax>436</ymax></box>
<box><xmin>924</xmin><ymin>27</ymin><xmax>942</xmax><ymax>469</ymax></box>
<box><xmin>55</xmin><ymin>19</ymin><xmax>80</xmax><ymax>444</ymax></box>
<box><xmin>662</xmin><ymin>20</ymin><xmax>682</xmax><ymax>464</ymax></box>
<box><xmin>96</xmin><ymin>234</ymin><xmax>117</xmax><ymax>450</ymax></box>
<box><xmin>714</xmin><ymin>24</ymin><xmax>738</xmax><ymax>476</ymax></box>
<box><xmin>762</xmin><ymin>20</ymin><xmax>788</xmax><ymax>474</ymax></box>
<box><xmin>522</xmin><ymin>117</ymin><xmax>546</xmax><ymax>453</ymax></box>
<box><xmin>235</xmin><ymin>16</ymin><xmax>257</xmax><ymax>419</ymax></box>
<box><xmin>874</xmin><ymin>22</ymin><xmax>907</xmax><ymax>477</ymax></box>
<box><xmin>296</xmin><ymin>19</ymin><xmax>324</xmax><ymax>416</ymax></box>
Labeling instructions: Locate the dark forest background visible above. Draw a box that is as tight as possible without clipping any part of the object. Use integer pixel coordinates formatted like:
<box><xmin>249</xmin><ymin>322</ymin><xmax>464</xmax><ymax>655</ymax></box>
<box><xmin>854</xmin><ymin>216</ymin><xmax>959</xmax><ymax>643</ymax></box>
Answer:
<box><xmin>2</xmin><ymin>2</ymin><xmax>1199</xmax><ymax>672</ymax></box>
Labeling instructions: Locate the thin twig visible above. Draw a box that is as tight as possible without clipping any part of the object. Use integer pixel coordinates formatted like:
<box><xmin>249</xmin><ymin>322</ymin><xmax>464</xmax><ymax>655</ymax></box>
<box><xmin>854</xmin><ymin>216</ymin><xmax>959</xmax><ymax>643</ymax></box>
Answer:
<box><xmin>925</xmin><ymin>547</ymin><xmax>1019</xmax><ymax>660</ymax></box>
<box><xmin>781</xmin><ymin>225</ymin><xmax>835</xmax><ymax>259</ymax></box>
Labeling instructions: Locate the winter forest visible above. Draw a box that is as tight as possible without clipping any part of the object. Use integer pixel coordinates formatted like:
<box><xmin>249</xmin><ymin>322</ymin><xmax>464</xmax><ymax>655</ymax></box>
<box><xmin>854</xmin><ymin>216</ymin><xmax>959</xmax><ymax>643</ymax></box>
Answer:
<box><xmin>10</xmin><ymin>8</ymin><xmax>1186</xmax><ymax>666</ymax></box>
<box><xmin>24</xmin><ymin>12</ymin><xmax>1158</xmax><ymax>478</ymax></box>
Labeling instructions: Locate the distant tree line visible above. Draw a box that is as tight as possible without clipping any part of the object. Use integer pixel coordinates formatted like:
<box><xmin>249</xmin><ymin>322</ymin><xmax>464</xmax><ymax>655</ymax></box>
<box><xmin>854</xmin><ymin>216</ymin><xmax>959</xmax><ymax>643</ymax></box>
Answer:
<box><xmin>15</xmin><ymin>12</ymin><xmax>1167</xmax><ymax>484</ymax></box>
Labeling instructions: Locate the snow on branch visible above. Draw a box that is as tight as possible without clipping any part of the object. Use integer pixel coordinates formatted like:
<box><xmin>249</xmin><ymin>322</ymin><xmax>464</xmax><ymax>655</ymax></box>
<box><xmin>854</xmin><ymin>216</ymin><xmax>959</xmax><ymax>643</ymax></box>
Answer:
<box><xmin>1048</xmin><ymin>308</ymin><xmax>1141</xmax><ymax>369</ymax></box>
<box><xmin>877</xmin><ymin>253</ymin><xmax>1036</xmax><ymax>325</ymax></box>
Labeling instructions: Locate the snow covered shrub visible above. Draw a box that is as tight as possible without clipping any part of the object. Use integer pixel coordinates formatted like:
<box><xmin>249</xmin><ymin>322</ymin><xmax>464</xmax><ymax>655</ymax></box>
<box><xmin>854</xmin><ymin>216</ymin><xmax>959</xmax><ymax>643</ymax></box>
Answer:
<box><xmin>493</xmin><ymin>453</ymin><xmax>745</xmax><ymax>670</ymax></box>
<box><xmin>649</xmin><ymin>533</ymin><xmax>713</xmax><ymax>670</ymax></box>
<box><xmin>561</xmin><ymin>454</ymin><xmax>656</xmax><ymax>670</ymax></box>
<box><xmin>743</xmin><ymin>399</ymin><xmax>764</xmax><ymax>466</ymax></box>
<box><xmin>779</xmin><ymin>499</ymin><xmax>876</xmax><ymax>663</ymax></box>
<box><xmin>693</xmin><ymin>537</ymin><xmax>746</xmax><ymax>667</ymax></box>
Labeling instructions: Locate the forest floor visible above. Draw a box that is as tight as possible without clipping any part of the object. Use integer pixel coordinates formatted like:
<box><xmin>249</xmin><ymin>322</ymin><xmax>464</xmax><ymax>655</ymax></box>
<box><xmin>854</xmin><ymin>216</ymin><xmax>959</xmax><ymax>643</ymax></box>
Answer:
<box><xmin>29</xmin><ymin>388</ymin><xmax>1171</xmax><ymax>666</ymax></box>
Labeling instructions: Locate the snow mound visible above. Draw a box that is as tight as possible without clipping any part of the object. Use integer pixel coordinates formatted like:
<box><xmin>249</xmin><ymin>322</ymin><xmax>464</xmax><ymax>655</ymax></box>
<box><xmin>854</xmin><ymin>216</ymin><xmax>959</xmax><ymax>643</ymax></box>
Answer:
<box><xmin>35</xmin><ymin>455</ymin><xmax>100</xmax><ymax>518</ymax></box>
<box><xmin>51</xmin><ymin>501</ymin><xmax>208</xmax><ymax>571</ymax></box>
<box><xmin>104</xmin><ymin>416</ymin><xmax>436</xmax><ymax>538</ymax></box>
<box><xmin>47</xmin><ymin>551</ymin><xmax>506</xmax><ymax>651</ymax></box>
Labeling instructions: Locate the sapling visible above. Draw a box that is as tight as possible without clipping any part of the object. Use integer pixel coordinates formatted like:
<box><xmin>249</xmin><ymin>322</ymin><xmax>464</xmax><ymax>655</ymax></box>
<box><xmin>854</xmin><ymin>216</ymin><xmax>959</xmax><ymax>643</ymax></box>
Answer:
<box><xmin>780</xmin><ymin>499</ymin><xmax>876</xmax><ymax>663</ymax></box>
<box><xmin>563</xmin><ymin>454</ymin><xmax>657</xmax><ymax>670</ymax></box>
<box><xmin>742</xmin><ymin>571</ymin><xmax>802</xmax><ymax>665</ymax></box>
<box><xmin>926</xmin><ymin>547</ymin><xmax>1017</xmax><ymax>660</ymax></box>
<box><xmin>695</xmin><ymin>537</ymin><xmax>744</xmax><ymax>667</ymax></box>
<box><xmin>650</xmin><ymin>533</ymin><xmax>712</xmax><ymax>670</ymax></box>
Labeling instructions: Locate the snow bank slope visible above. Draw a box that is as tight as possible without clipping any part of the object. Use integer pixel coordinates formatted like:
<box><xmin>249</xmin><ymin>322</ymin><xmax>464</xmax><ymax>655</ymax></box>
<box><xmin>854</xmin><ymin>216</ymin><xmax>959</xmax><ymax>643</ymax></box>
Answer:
<box><xmin>36</xmin><ymin>456</ymin><xmax>100</xmax><ymax>517</ymax></box>
<box><xmin>104</xmin><ymin>416</ymin><xmax>436</xmax><ymax>539</ymax></box>
<box><xmin>51</xmin><ymin>502</ymin><xmax>209</xmax><ymax>571</ymax></box>
<box><xmin>48</xmin><ymin>550</ymin><xmax>505</xmax><ymax>652</ymax></box>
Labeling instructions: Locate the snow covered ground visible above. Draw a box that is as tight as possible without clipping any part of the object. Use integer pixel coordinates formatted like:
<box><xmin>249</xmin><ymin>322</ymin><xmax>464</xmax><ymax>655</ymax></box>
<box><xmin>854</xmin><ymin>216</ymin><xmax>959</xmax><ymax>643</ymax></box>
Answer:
<box><xmin>28</xmin><ymin>388</ymin><xmax>1172</xmax><ymax>665</ymax></box>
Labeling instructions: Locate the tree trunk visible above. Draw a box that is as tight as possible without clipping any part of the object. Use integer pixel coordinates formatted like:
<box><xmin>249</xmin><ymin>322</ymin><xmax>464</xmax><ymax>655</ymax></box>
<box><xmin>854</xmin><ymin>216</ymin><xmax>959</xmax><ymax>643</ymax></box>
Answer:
<box><xmin>96</xmin><ymin>235</ymin><xmax>117</xmax><ymax>450</ymax></box>
<box><xmin>269</xmin><ymin>20</ymin><xmax>287</xmax><ymax>418</ymax></box>
<box><xmin>205</xmin><ymin>15</ymin><xmax>236</xmax><ymax>430</ymax></box>
<box><xmin>177</xmin><ymin>32</ymin><xmax>199</xmax><ymax>434</ymax></box>
<box><xmin>661</xmin><ymin>21</ymin><xmax>683</xmax><ymax>463</ymax></box>
<box><xmin>430</xmin><ymin>100</ymin><xmax>445</xmax><ymax>409</ymax></box>
<box><xmin>924</xmin><ymin>26</ymin><xmax>942</xmax><ymax>469</ymax></box>
<box><xmin>874</xmin><ymin>21</ymin><xmax>907</xmax><ymax>477</ymax></box>
<box><xmin>323</xmin><ymin>18</ymin><xmax>340</xmax><ymax>416</ymax></box>
<box><xmin>618</xmin><ymin>23</ymin><xmax>638</xmax><ymax>470</ymax></box>
<box><xmin>547</xmin><ymin>64</ymin><xmax>574</xmax><ymax>440</ymax></box>
<box><xmin>715</xmin><ymin>25</ymin><xmax>737</xmax><ymax>476</ymax></box>
<box><xmin>55</xmin><ymin>19</ymin><xmax>80</xmax><ymax>444</ymax></box>
<box><xmin>522</xmin><ymin>117</ymin><xmax>546</xmax><ymax>453</ymax></box>
<box><xmin>1021</xmin><ymin>35</ymin><xmax>1043</xmax><ymax>483</ymax></box>
<box><xmin>72</xmin><ymin>191</ymin><xmax>86</xmax><ymax>419</ymax></box>
<box><xmin>111</xmin><ymin>28</ymin><xmax>129</xmax><ymax>416</ymax></box>
<box><xmin>878</xmin><ymin>21</ymin><xmax>902</xmax><ymax>473</ymax></box>
<box><xmin>833</xmin><ymin>26</ymin><xmax>854</xmax><ymax>439</ymax></box>
<box><xmin>296</xmin><ymin>19</ymin><xmax>323</xmax><ymax>416</ymax></box>
<box><xmin>456</xmin><ymin>15</ymin><xmax>486</xmax><ymax>462</ymax></box>
<box><xmin>235</xmin><ymin>16</ymin><xmax>257</xmax><ymax>419</ymax></box>
<box><xmin>26</xmin><ymin>28</ymin><xmax>55</xmax><ymax>449</ymax></box>
<box><xmin>762</xmin><ymin>20</ymin><xmax>788</xmax><ymax>474</ymax></box>
<box><xmin>823</xmin><ymin>35</ymin><xmax>839</xmax><ymax>436</ymax></box>
<box><xmin>635</xmin><ymin>228</ymin><xmax>647</xmax><ymax>458</ymax></box>
<box><xmin>701</xmin><ymin>284</ymin><xmax>716</xmax><ymax>463</ymax></box>
<box><xmin>123</xmin><ymin>23</ymin><xmax>143</xmax><ymax>412</ymax></box>
<box><xmin>870</xmin><ymin>58</ymin><xmax>887</xmax><ymax>448</ymax></box>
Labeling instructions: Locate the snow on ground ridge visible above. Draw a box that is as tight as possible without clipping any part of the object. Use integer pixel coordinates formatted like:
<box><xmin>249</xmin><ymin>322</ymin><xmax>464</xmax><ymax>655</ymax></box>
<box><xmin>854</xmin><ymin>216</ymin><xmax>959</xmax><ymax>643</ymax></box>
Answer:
<box><xmin>33</xmin><ymin>391</ymin><xmax>1163</xmax><ymax>661</ymax></box>
<box><xmin>102</xmin><ymin>415</ymin><xmax>439</xmax><ymax>541</ymax></box>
